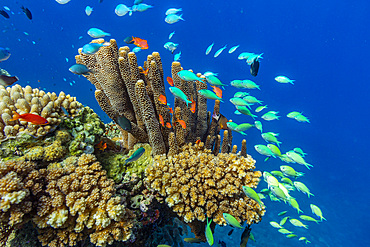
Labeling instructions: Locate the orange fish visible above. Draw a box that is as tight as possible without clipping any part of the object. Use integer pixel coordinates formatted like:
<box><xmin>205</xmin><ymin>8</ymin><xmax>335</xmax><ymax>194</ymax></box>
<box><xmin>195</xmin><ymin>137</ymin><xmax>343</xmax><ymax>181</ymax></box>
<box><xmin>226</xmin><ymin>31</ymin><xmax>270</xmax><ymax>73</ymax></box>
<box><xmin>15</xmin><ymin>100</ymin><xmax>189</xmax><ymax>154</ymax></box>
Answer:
<box><xmin>132</xmin><ymin>37</ymin><xmax>148</xmax><ymax>49</ymax></box>
<box><xmin>10</xmin><ymin>111</ymin><xmax>48</xmax><ymax>125</ymax></box>
<box><xmin>158</xmin><ymin>94</ymin><xmax>167</xmax><ymax>105</ymax></box>
<box><xmin>190</xmin><ymin>97</ymin><xmax>196</xmax><ymax>113</ymax></box>
<box><xmin>168</xmin><ymin>107</ymin><xmax>173</xmax><ymax>114</ymax></box>
<box><xmin>166</xmin><ymin>77</ymin><xmax>174</xmax><ymax>86</ymax></box>
<box><xmin>195</xmin><ymin>139</ymin><xmax>201</xmax><ymax>144</ymax></box>
<box><xmin>212</xmin><ymin>86</ymin><xmax>223</xmax><ymax>98</ymax></box>
<box><xmin>140</xmin><ymin>68</ymin><xmax>149</xmax><ymax>76</ymax></box>
<box><xmin>158</xmin><ymin>114</ymin><xmax>165</xmax><ymax>127</ymax></box>
<box><xmin>177</xmin><ymin>120</ymin><xmax>186</xmax><ymax>129</ymax></box>
<box><xmin>166</xmin><ymin>122</ymin><xmax>172</xmax><ymax>128</ymax></box>
<box><xmin>95</xmin><ymin>141</ymin><xmax>107</xmax><ymax>151</ymax></box>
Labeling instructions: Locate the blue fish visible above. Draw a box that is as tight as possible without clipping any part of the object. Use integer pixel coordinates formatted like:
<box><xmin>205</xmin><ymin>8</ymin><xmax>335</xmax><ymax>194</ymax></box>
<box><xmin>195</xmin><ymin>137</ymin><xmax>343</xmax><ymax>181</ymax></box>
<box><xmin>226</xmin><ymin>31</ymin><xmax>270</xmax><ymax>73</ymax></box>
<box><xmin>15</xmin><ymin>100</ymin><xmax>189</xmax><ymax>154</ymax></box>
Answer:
<box><xmin>0</xmin><ymin>48</ymin><xmax>11</xmax><ymax>62</ymax></box>
<box><xmin>82</xmin><ymin>43</ymin><xmax>104</xmax><ymax>55</ymax></box>
<box><xmin>69</xmin><ymin>64</ymin><xmax>92</xmax><ymax>75</ymax></box>
<box><xmin>124</xmin><ymin>147</ymin><xmax>145</xmax><ymax>165</ymax></box>
<box><xmin>87</xmin><ymin>28</ymin><xmax>110</xmax><ymax>38</ymax></box>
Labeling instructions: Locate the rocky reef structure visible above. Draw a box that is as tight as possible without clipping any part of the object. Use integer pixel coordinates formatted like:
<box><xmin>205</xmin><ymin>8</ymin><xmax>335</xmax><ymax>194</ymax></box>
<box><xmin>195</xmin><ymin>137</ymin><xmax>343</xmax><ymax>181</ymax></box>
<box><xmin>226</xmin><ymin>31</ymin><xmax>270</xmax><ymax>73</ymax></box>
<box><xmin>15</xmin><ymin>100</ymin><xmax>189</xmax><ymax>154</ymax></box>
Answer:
<box><xmin>75</xmin><ymin>39</ymin><xmax>265</xmax><ymax>242</ymax></box>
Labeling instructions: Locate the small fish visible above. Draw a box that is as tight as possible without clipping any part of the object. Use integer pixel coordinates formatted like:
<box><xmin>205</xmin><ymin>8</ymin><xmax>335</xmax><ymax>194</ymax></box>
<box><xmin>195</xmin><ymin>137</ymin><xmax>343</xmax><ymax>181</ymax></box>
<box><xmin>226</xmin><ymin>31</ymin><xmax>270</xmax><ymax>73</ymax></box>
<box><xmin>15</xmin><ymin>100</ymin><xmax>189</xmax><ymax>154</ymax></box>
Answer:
<box><xmin>10</xmin><ymin>111</ymin><xmax>48</xmax><ymax>125</ymax></box>
<box><xmin>254</xmin><ymin>145</ymin><xmax>275</xmax><ymax>158</ymax></box>
<box><xmin>278</xmin><ymin>228</ymin><xmax>293</xmax><ymax>234</ymax></box>
<box><xmin>280</xmin><ymin>165</ymin><xmax>304</xmax><ymax>178</ymax></box>
<box><xmin>289</xmin><ymin>218</ymin><xmax>308</xmax><ymax>229</ymax></box>
<box><xmin>243</xmin><ymin>95</ymin><xmax>263</xmax><ymax>105</ymax></box>
<box><xmin>165</xmin><ymin>14</ymin><xmax>184</xmax><ymax>24</ymax></box>
<box><xmin>115</xmin><ymin>115</ymin><xmax>132</xmax><ymax>130</ymax></box>
<box><xmin>267</xmin><ymin>144</ymin><xmax>281</xmax><ymax>156</ymax></box>
<box><xmin>21</xmin><ymin>6</ymin><xmax>32</xmax><ymax>20</ymax></box>
<box><xmin>242</xmin><ymin>186</ymin><xmax>264</xmax><ymax>208</ymax></box>
<box><xmin>168</xmin><ymin>107</ymin><xmax>173</xmax><ymax>114</ymax></box>
<box><xmin>190</xmin><ymin>98</ymin><xmax>196</xmax><ymax>113</ymax></box>
<box><xmin>310</xmin><ymin>204</ymin><xmax>326</xmax><ymax>221</ymax></box>
<box><xmin>211</xmin><ymin>86</ymin><xmax>222</xmax><ymax>98</ymax></box>
<box><xmin>95</xmin><ymin>141</ymin><xmax>107</xmax><ymax>151</ymax></box>
<box><xmin>164</xmin><ymin>42</ymin><xmax>178</xmax><ymax>53</ymax></box>
<box><xmin>0</xmin><ymin>75</ymin><xmax>18</xmax><ymax>87</ymax></box>
<box><xmin>0</xmin><ymin>47</ymin><xmax>11</xmax><ymax>61</ymax></box>
<box><xmin>132</xmin><ymin>47</ymin><xmax>142</xmax><ymax>53</ymax></box>
<box><xmin>205</xmin><ymin>218</ymin><xmax>214</xmax><ymax>246</ymax></box>
<box><xmin>269</xmin><ymin>221</ymin><xmax>283</xmax><ymax>229</ymax></box>
<box><xmin>0</xmin><ymin>10</ymin><xmax>10</xmax><ymax>19</ymax></box>
<box><xmin>123</xmin><ymin>36</ymin><xmax>134</xmax><ymax>44</ymax></box>
<box><xmin>165</xmin><ymin>8</ymin><xmax>182</xmax><ymax>15</ymax></box>
<box><xmin>294</xmin><ymin>181</ymin><xmax>314</xmax><ymax>198</ymax></box>
<box><xmin>158</xmin><ymin>95</ymin><xmax>167</xmax><ymax>105</ymax></box>
<box><xmin>261</xmin><ymin>111</ymin><xmax>280</xmax><ymax>121</ymax></box>
<box><xmin>254</xmin><ymin>121</ymin><xmax>263</xmax><ymax>132</ymax></box>
<box><xmin>169</xmin><ymin>87</ymin><xmax>191</xmax><ymax>105</ymax></box>
<box><xmin>198</xmin><ymin>89</ymin><xmax>223</xmax><ymax>101</ymax></box>
<box><xmin>234</xmin><ymin>92</ymin><xmax>249</xmax><ymax>98</ymax></box>
<box><xmin>132</xmin><ymin>3</ymin><xmax>153</xmax><ymax>12</ymax></box>
<box><xmin>85</xmin><ymin>6</ymin><xmax>93</xmax><ymax>16</ymax></box>
<box><xmin>246</xmin><ymin>53</ymin><xmax>263</xmax><ymax>65</ymax></box>
<box><xmin>250</xmin><ymin>56</ymin><xmax>260</xmax><ymax>77</ymax></box>
<box><xmin>293</xmin><ymin>147</ymin><xmax>307</xmax><ymax>157</ymax></box>
<box><xmin>270</xmin><ymin>185</ymin><xmax>288</xmax><ymax>201</ymax></box>
<box><xmin>217</xmin><ymin>113</ymin><xmax>229</xmax><ymax>130</ymax></box>
<box><xmin>289</xmin><ymin>198</ymin><xmax>303</xmax><ymax>214</ymax></box>
<box><xmin>69</xmin><ymin>64</ymin><xmax>92</xmax><ymax>75</ymax></box>
<box><xmin>214</xmin><ymin>45</ymin><xmax>227</xmax><ymax>58</ymax></box>
<box><xmin>238</xmin><ymin>52</ymin><xmax>255</xmax><ymax>60</ymax></box>
<box><xmin>299</xmin><ymin>215</ymin><xmax>320</xmax><ymax>223</ymax></box>
<box><xmin>166</xmin><ymin>77</ymin><xmax>174</xmax><ymax>86</ymax></box>
<box><xmin>228</xmin><ymin>45</ymin><xmax>240</xmax><ymax>54</ymax></box>
<box><xmin>82</xmin><ymin>43</ymin><xmax>104</xmax><ymax>55</ymax></box>
<box><xmin>87</xmin><ymin>28</ymin><xmax>110</xmax><ymax>38</ymax></box>
<box><xmin>132</xmin><ymin>37</ymin><xmax>148</xmax><ymax>49</ymax></box>
<box><xmin>281</xmin><ymin>177</ymin><xmax>293</xmax><ymax>186</ymax></box>
<box><xmin>279</xmin><ymin>216</ymin><xmax>290</xmax><ymax>226</ymax></box>
<box><xmin>236</xmin><ymin>123</ymin><xmax>254</xmax><ymax>132</ymax></box>
<box><xmin>168</xmin><ymin>31</ymin><xmax>175</xmax><ymax>39</ymax></box>
<box><xmin>294</xmin><ymin>114</ymin><xmax>310</xmax><ymax>123</ymax></box>
<box><xmin>278</xmin><ymin>211</ymin><xmax>288</xmax><ymax>216</ymax></box>
<box><xmin>223</xmin><ymin>213</ymin><xmax>243</xmax><ymax>229</ymax></box>
<box><xmin>159</xmin><ymin>114</ymin><xmax>165</xmax><ymax>127</ymax></box>
<box><xmin>242</xmin><ymin>80</ymin><xmax>260</xmax><ymax>90</ymax></box>
<box><xmin>227</xmin><ymin>122</ymin><xmax>246</xmax><ymax>136</ymax></box>
<box><xmin>174</xmin><ymin>51</ymin><xmax>181</xmax><ymax>61</ymax></box>
<box><xmin>177</xmin><ymin>120</ymin><xmax>186</xmax><ymax>129</ymax></box>
<box><xmin>206</xmin><ymin>43</ymin><xmax>214</xmax><ymax>55</ymax></box>
<box><xmin>124</xmin><ymin>147</ymin><xmax>145</xmax><ymax>165</ymax></box>
<box><xmin>287</xmin><ymin>111</ymin><xmax>302</xmax><ymax>118</ymax></box>
<box><xmin>206</xmin><ymin>75</ymin><xmax>227</xmax><ymax>88</ymax></box>
<box><xmin>177</xmin><ymin>70</ymin><xmax>204</xmax><ymax>82</ymax></box>
<box><xmin>262</xmin><ymin>132</ymin><xmax>282</xmax><ymax>146</ymax></box>
<box><xmin>255</xmin><ymin>105</ymin><xmax>267</xmax><ymax>113</ymax></box>
<box><xmin>275</xmin><ymin>75</ymin><xmax>295</xmax><ymax>84</ymax></box>
<box><xmin>286</xmin><ymin>151</ymin><xmax>313</xmax><ymax>170</ymax></box>
<box><xmin>230</xmin><ymin>80</ymin><xmax>245</xmax><ymax>89</ymax></box>
<box><xmin>115</xmin><ymin>4</ymin><xmax>132</xmax><ymax>16</ymax></box>
<box><xmin>286</xmin><ymin>234</ymin><xmax>297</xmax><ymax>239</ymax></box>
<box><xmin>184</xmin><ymin>238</ymin><xmax>202</xmax><ymax>243</ymax></box>
<box><xmin>195</xmin><ymin>139</ymin><xmax>201</xmax><ymax>145</ymax></box>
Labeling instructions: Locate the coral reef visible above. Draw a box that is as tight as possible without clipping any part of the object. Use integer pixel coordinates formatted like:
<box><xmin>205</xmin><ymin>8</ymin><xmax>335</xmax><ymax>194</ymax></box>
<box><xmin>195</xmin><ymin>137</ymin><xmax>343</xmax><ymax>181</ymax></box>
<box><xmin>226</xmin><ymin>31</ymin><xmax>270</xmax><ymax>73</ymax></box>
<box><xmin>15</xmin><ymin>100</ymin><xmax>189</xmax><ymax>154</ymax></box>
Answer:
<box><xmin>0</xmin><ymin>84</ymin><xmax>82</xmax><ymax>140</ymax></box>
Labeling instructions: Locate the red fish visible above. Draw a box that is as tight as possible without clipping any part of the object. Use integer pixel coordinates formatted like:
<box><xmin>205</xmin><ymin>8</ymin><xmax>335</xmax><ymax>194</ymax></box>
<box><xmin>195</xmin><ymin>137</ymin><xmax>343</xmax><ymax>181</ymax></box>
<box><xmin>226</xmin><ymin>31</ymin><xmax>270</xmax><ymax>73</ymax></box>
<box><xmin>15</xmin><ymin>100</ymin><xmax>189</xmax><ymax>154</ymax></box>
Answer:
<box><xmin>10</xmin><ymin>111</ymin><xmax>48</xmax><ymax>125</ymax></box>
<box><xmin>168</xmin><ymin>107</ymin><xmax>173</xmax><ymax>114</ymax></box>
<box><xmin>166</xmin><ymin>122</ymin><xmax>172</xmax><ymax>128</ymax></box>
<box><xmin>140</xmin><ymin>68</ymin><xmax>149</xmax><ymax>76</ymax></box>
<box><xmin>158</xmin><ymin>94</ymin><xmax>167</xmax><ymax>105</ymax></box>
<box><xmin>132</xmin><ymin>37</ymin><xmax>148</xmax><ymax>49</ymax></box>
<box><xmin>158</xmin><ymin>114</ymin><xmax>165</xmax><ymax>127</ymax></box>
<box><xmin>190</xmin><ymin>97</ymin><xmax>196</xmax><ymax>113</ymax></box>
<box><xmin>177</xmin><ymin>120</ymin><xmax>186</xmax><ymax>129</ymax></box>
<box><xmin>166</xmin><ymin>77</ymin><xmax>174</xmax><ymax>86</ymax></box>
<box><xmin>95</xmin><ymin>141</ymin><xmax>107</xmax><ymax>151</ymax></box>
<box><xmin>212</xmin><ymin>85</ymin><xmax>223</xmax><ymax>98</ymax></box>
<box><xmin>195</xmin><ymin>139</ymin><xmax>201</xmax><ymax>145</ymax></box>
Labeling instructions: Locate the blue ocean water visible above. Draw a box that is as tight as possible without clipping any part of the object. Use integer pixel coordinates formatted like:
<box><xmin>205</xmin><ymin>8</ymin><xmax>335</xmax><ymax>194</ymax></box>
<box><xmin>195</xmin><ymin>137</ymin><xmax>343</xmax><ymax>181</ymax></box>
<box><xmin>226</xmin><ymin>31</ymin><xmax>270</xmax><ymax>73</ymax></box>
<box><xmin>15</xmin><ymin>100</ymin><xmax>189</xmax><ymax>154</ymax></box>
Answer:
<box><xmin>1</xmin><ymin>0</ymin><xmax>369</xmax><ymax>246</ymax></box>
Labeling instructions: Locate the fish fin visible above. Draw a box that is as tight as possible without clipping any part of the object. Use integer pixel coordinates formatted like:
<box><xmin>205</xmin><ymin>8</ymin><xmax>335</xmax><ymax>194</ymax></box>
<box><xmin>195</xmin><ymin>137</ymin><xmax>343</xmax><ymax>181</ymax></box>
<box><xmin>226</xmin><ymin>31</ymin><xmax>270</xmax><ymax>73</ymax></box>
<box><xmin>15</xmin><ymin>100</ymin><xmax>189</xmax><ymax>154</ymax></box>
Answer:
<box><xmin>9</xmin><ymin>111</ymin><xmax>20</xmax><ymax>121</ymax></box>
<box><xmin>264</xmin><ymin>157</ymin><xmax>270</xmax><ymax>162</ymax></box>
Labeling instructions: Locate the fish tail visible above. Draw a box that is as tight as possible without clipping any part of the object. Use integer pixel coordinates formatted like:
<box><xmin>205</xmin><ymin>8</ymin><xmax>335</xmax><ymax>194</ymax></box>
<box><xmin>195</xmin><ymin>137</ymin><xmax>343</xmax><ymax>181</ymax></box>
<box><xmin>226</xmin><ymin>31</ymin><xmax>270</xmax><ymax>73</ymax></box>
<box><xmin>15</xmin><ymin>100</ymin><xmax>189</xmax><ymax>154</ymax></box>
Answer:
<box><xmin>9</xmin><ymin>111</ymin><xmax>20</xmax><ymax>121</ymax></box>
<box><xmin>179</xmin><ymin>14</ymin><xmax>185</xmax><ymax>21</ymax></box>
<box><xmin>251</xmin><ymin>114</ymin><xmax>257</xmax><ymax>119</ymax></box>
<box><xmin>304</xmin><ymin>163</ymin><xmax>313</xmax><ymax>170</ymax></box>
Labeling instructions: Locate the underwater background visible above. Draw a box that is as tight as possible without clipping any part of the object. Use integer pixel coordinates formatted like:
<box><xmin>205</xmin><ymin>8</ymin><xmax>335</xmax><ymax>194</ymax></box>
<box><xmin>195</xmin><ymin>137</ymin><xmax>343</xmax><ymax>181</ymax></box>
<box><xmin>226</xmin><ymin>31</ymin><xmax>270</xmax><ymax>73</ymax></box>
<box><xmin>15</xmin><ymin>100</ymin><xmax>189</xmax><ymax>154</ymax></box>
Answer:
<box><xmin>1</xmin><ymin>0</ymin><xmax>369</xmax><ymax>246</ymax></box>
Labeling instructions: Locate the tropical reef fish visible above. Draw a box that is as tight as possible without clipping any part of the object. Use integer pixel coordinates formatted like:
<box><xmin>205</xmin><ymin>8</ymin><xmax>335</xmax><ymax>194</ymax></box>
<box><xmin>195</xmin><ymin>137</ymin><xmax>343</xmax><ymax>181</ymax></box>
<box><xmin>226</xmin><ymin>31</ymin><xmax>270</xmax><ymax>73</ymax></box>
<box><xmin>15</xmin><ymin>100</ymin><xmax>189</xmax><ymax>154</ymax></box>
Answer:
<box><xmin>168</xmin><ymin>31</ymin><xmax>175</xmax><ymax>39</ymax></box>
<box><xmin>174</xmin><ymin>51</ymin><xmax>181</xmax><ymax>61</ymax></box>
<box><xmin>0</xmin><ymin>47</ymin><xmax>11</xmax><ymax>61</ymax></box>
<box><xmin>123</xmin><ymin>36</ymin><xmax>134</xmax><ymax>44</ymax></box>
<box><xmin>299</xmin><ymin>237</ymin><xmax>311</xmax><ymax>244</ymax></box>
<box><xmin>255</xmin><ymin>105</ymin><xmax>267</xmax><ymax>113</ymax></box>
<box><xmin>246</xmin><ymin>53</ymin><xmax>263</xmax><ymax>65</ymax></box>
<box><xmin>234</xmin><ymin>92</ymin><xmax>249</xmax><ymax>98</ymax></box>
<box><xmin>294</xmin><ymin>181</ymin><xmax>314</xmax><ymax>197</ymax></box>
<box><xmin>205</xmin><ymin>218</ymin><xmax>214</xmax><ymax>246</ymax></box>
<box><xmin>310</xmin><ymin>204</ymin><xmax>326</xmax><ymax>221</ymax></box>
<box><xmin>124</xmin><ymin>147</ymin><xmax>145</xmax><ymax>165</ymax></box>
<box><xmin>227</xmin><ymin>122</ymin><xmax>246</xmax><ymax>135</ymax></box>
<box><xmin>56</xmin><ymin>0</ymin><xmax>71</xmax><ymax>4</ymax></box>
<box><xmin>278</xmin><ymin>228</ymin><xmax>293</xmax><ymax>234</ymax></box>
<box><xmin>213</xmin><ymin>113</ymin><xmax>228</xmax><ymax>130</ymax></box>
<box><xmin>250</xmin><ymin>56</ymin><xmax>260</xmax><ymax>76</ymax></box>
<box><xmin>243</xmin><ymin>95</ymin><xmax>263</xmax><ymax>105</ymax></box>
<box><xmin>267</xmin><ymin>144</ymin><xmax>281</xmax><ymax>156</ymax></box>
<box><xmin>235</xmin><ymin>106</ymin><xmax>257</xmax><ymax>119</ymax></box>
<box><xmin>166</xmin><ymin>77</ymin><xmax>174</xmax><ymax>86</ymax></box>
<box><xmin>262</xmin><ymin>132</ymin><xmax>282</xmax><ymax>146</ymax></box>
<box><xmin>0</xmin><ymin>75</ymin><xmax>18</xmax><ymax>87</ymax></box>
<box><xmin>289</xmin><ymin>198</ymin><xmax>303</xmax><ymax>214</ymax></box>
<box><xmin>169</xmin><ymin>87</ymin><xmax>192</xmax><ymax>106</ymax></box>
<box><xmin>132</xmin><ymin>37</ymin><xmax>148</xmax><ymax>49</ymax></box>
<box><xmin>165</xmin><ymin>14</ymin><xmax>184</xmax><ymax>24</ymax></box>
<box><xmin>164</xmin><ymin>42</ymin><xmax>178</xmax><ymax>53</ymax></box>
<box><xmin>211</xmin><ymin>86</ymin><xmax>222</xmax><ymax>98</ymax></box>
<box><xmin>82</xmin><ymin>43</ymin><xmax>104</xmax><ymax>55</ymax></box>
<box><xmin>165</xmin><ymin>8</ymin><xmax>182</xmax><ymax>15</ymax></box>
<box><xmin>299</xmin><ymin>215</ymin><xmax>320</xmax><ymax>223</ymax></box>
<box><xmin>69</xmin><ymin>64</ymin><xmax>92</xmax><ymax>75</ymax></box>
<box><xmin>293</xmin><ymin>147</ymin><xmax>307</xmax><ymax>156</ymax></box>
<box><xmin>238</xmin><ymin>52</ymin><xmax>255</xmax><ymax>60</ymax></box>
<box><xmin>132</xmin><ymin>3</ymin><xmax>153</xmax><ymax>12</ymax></box>
<box><xmin>269</xmin><ymin>221</ymin><xmax>283</xmax><ymax>229</ymax></box>
<box><xmin>242</xmin><ymin>186</ymin><xmax>264</xmax><ymax>208</ymax></box>
<box><xmin>115</xmin><ymin>4</ymin><xmax>132</xmax><ymax>16</ymax></box>
<box><xmin>236</xmin><ymin>123</ymin><xmax>254</xmax><ymax>132</ymax></box>
<box><xmin>214</xmin><ymin>45</ymin><xmax>227</xmax><ymax>58</ymax></box>
<box><xmin>286</xmin><ymin>234</ymin><xmax>297</xmax><ymax>239</ymax></box>
<box><xmin>177</xmin><ymin>70</ymin><xmax>203</xmax><ymax>82</ymax></box>
<box><xmin>198</xmin><ymin>89</ymin><xmax>223</xmax><ymax>101</ymax></box>
<box><xmin>228</xmin><ymin>45</ymin><xmax>240</xmax><ymax>54</ymax></box>
<box><xmin>254</xmin><ymin>144</ymin><xmax>275</xmax><ymax>158</ymax></box>
<box><xmin>275</xmin><ymin>75</ymin><xmax>295</xmax><ymax>84</ymax></box>
<box><xmin>278</xmin><ymin>211</ymin><xmax>288</xmax><ymax>216</ymax></box>
<box><xmin>280</xmin><ymin>216</ymin><xmax>290</xmax><ymax>226</ymax></box>
<box><xmin>206</xmin><ymin>75</ymin><xmax>227</xmax><ymax>88</ymax></box>
<box><xmin>0</xmin><ymin>10</ymin><xmax>10</xmax><ymax>19</ymax></box>
<box><xmin>254</xmin><ymin>121</ymin><xmax>262</xmax><ymax>132</ymax></box>
<box><xmin>286</xmin><ymin>151</ymin><xmax>313</xmax><ymax>169</ymax></box>
<box><xmin>85</xmin><ymin>6</ymin><xmax>93</xmax><ymax>16</ymax></box>
<box><xmin>206</xmin><ymin>43</ymin><xmax>214</xmax><ymax>55</ymax></box>
<box><xmin>21</xmin><ymin>6</ymin><xmax>32</xmax><ymax>20</ymax></box>
<box><xmin>115</xmin><ymin>115</ymin><xmax>132</xmax><ymax>130</ymax></box>
<box><xmin>289</xmin><ymin>218</ymin><xmax>308</xmax><ymax>229</ymax></box>
<box><xmin>280</xmin><ymin>165</ymin><xmax>304</xmax><ymax>178</ymax></box>
<box><xmin>132</xmin><ymin>47</ymin><xmax>142</xmax><ymax>53</ymax></box>
<box><xmin>261</xmin><ymin>111</ymin><xmax>279</xmax><ymax>121</ymax></box>
<box><xmin>10</xmin><ymin>111</ymin><xmax>48</xmax><ymax>125</ymax></box>
<box><xmin>287</xmin><ymin>111</ymin><xmax>302</xmax><ymax>118</ymax></box>
<box><xmin>183</xmin><ymin>238</ymin><xmax>202</xmax><ymax>243</ymax></box>
<box><xmin>294</xmin><ymin>113</ymin><xmax>310</xmax><ymax>123</ymax></box>
<box><xmin>87</xmin><ymin>28</ymin><xmax>110</xmax><ymax>38</ymax></box>
<box><xmin>242</xmin><ymin>80</ymin><xmax>260</xmax><ymax>90</ymax></box>
<box><xmin>223</xmin><ymin>213</ymin><xmax>243</xmax><ymax>228</ymax></box>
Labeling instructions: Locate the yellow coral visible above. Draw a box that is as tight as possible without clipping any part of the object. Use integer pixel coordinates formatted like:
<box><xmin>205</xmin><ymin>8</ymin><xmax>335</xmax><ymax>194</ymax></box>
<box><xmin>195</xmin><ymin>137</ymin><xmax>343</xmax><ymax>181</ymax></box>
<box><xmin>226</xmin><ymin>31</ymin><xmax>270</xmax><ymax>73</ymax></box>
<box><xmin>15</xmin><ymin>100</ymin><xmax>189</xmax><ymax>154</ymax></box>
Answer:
<box><xmin>43</xmin><ymin>140</ymin><xmax>66</xmax><ymax>161</ymax></box>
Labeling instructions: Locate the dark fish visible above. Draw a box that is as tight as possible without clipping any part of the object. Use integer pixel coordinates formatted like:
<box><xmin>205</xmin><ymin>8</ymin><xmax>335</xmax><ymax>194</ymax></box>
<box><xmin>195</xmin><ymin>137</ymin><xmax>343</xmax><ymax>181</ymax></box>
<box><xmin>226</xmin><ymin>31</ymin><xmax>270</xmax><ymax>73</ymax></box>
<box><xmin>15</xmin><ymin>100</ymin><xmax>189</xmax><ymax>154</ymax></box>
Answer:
<box><xmin>0</xmin><ymin>10</ymin><xmax>10</xmax><ymax>19</ymax></box>
<box><xmin>21</xmin><ymin>6</ymin><xmax>32</xmax><ymax>20</ymax></box>
<box><xmin>218</xmin><ymin>240</ymin><xmax>227</xmax><ymax>247</ymax></box>
<box><xmin>123</xmin><ymin>36</ymin><xmax>134</xmax><ymax>44</ymax></box>
<box><xmin>115</xmin><ymin>115</ymin><xmax>132</xmax><ymax>131</ymax></box>
<box><xmin>228</xmin><ymin>229</ymin><xmax>234</xmax><ymax>236</ymax></box>
<box><xmin>240</xmin><ymin>226</ymin><xmax>252</xmax><ymax>247</ymax></box>
<box><xmin>250</xmin><ymin>57</ymin><xmax>259</xmax><ymax>77</ymax></box>
<box><xmin>0</xmin><ymin>75</ymin><xmax>18</xmax><ymax>87</ymax></box>
<box><xmin>0</xmin><ymin>47</ymin><xmax>11</xmax><ymax>61</ymax></box>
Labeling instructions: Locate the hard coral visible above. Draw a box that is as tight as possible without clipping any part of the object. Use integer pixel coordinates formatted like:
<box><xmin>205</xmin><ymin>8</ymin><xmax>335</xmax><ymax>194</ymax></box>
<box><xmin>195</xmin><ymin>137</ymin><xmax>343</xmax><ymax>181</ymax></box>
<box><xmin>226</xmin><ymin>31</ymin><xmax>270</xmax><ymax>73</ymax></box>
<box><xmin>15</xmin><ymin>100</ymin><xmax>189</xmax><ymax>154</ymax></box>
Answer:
<box><xmin>145</xmin><ymin>141</ymin><xmax>265</xmax><ymax>226</ymax></box>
